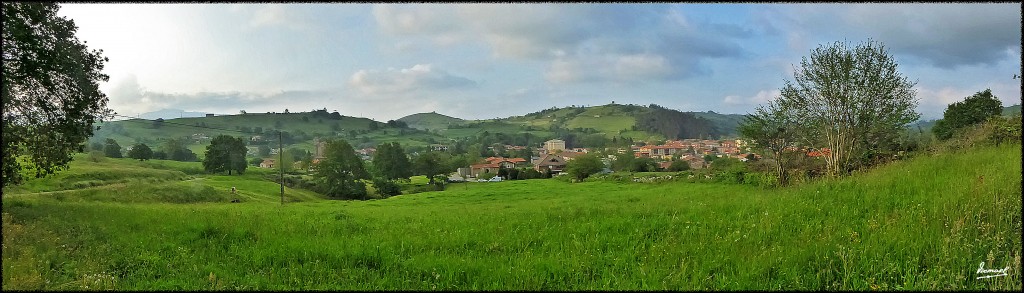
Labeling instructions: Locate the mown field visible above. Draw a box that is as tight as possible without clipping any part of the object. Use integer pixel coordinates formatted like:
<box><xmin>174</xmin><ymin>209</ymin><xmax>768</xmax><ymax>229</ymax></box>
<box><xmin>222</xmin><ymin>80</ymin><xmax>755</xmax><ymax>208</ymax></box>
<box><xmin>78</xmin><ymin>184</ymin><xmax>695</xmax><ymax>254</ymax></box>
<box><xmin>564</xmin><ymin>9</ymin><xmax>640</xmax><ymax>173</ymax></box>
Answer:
<box><xmin>2</xmin><ymin>144</ymin><xmax>1020</xmax><ymax>290</ymax></box>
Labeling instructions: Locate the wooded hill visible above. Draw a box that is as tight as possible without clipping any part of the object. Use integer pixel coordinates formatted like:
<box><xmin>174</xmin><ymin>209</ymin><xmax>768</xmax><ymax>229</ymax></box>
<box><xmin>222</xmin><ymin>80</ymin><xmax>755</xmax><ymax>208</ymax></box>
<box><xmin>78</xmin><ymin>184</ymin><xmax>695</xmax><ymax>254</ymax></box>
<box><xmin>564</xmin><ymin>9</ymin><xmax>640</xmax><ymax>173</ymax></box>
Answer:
<box><xmin>88</xmin><ymin>104</ymin><xmax>754</xmax><ymax>155</ymax></box>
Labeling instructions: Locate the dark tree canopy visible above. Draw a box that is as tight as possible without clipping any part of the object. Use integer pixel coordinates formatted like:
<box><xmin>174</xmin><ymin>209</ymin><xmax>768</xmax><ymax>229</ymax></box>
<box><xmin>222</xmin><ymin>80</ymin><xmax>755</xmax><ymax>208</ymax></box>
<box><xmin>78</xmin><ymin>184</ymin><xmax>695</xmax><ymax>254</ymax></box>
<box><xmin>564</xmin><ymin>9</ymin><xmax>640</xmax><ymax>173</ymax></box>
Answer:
<box><xmin>372</xmin><ymin>142</ymin><xmax>412</xmax><ymax>181</ymax></box>
<box><xmin>127</xmin><ymin>143</ymin><xmax>153</xmax><ymax>161</ymax></box>
<box><xmin>203</xmin><ymin>135</ymin><xmax>247</xmax><ymax>175</ymax></box>
<box><xmin>3</xmin><ymin>3</ymin><xmax>111</xmax><ymax>186</ymax></box>
<box><xmin>103</xmin><ymin>139</ymin><xmax>122</xmax><ymax>158</ymax></box>
<box><xmin>566</xmin><ymin>153</ymin><xmax>604</xmax><ymax>182</ymax></box>
<box><xmin>313</xmin><ymin>139</ymin><xmax>369</xmax><ymax>199</ymax></box>
<box><xmin>932</xmin><ymin>89</ymin><xmax>1003</xmax><ymax>140</ymax></box>
<box><xmin>412</xmin><ymin>151</ymin><xmax>449</xmax><ymax>185</ymax></box>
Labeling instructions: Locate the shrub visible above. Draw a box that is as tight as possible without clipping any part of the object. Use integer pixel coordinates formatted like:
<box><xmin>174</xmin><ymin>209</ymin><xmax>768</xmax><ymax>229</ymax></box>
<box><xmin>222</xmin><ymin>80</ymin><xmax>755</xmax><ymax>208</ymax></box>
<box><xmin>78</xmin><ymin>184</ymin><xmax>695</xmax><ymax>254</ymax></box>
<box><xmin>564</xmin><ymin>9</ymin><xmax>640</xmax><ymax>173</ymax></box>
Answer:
<box><xmin>936</xmin><ymin>113</ymin><xmax>1023</xmax><ymax>152</ymax></box>
<box><xmin>372</xmin><ymin>178</ymin><xmax>402</xmax><ymax>198</ymax></box>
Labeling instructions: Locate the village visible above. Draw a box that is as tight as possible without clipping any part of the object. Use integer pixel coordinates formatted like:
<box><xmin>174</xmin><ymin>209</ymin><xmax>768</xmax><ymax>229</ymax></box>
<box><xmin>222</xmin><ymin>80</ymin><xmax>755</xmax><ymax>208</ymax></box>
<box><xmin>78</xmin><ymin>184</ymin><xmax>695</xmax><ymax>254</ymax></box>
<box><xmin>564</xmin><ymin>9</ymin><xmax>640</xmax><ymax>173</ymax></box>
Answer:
<box><xmin>280</xmin><ymin>138</ymin><xmax>762</xmax><ymax>182</ymax></box>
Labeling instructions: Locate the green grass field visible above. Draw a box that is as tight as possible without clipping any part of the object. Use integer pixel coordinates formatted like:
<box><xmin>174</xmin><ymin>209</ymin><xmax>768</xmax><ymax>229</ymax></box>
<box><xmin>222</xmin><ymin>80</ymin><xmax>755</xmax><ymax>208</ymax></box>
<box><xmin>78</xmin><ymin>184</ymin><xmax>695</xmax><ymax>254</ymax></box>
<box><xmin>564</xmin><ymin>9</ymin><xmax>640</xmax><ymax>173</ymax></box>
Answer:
<box><xmin>2</xmin><ymin>144</ymin><xmax>1020</xmax><ymax>290</ymax></box>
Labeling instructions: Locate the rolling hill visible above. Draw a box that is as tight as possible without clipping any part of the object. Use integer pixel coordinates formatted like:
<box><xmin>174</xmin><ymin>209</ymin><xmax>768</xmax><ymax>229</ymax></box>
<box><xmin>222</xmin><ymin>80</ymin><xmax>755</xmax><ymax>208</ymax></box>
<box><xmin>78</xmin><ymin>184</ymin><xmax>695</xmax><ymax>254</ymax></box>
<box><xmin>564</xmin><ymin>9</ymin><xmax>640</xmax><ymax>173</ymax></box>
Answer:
<box><xmin>89</xmin><ymin>104</ymin><xmax>752</xmax><ymax>159</ymax></box>
<box><xmin>396</xmin><ymin>112</ymin><xmax>464</xmax><ymax>131</ymax></box>
<box><xmin>1003</xmin><ymin>104</ymin><xmax>1021</xmax><ymax>116</ymax></box>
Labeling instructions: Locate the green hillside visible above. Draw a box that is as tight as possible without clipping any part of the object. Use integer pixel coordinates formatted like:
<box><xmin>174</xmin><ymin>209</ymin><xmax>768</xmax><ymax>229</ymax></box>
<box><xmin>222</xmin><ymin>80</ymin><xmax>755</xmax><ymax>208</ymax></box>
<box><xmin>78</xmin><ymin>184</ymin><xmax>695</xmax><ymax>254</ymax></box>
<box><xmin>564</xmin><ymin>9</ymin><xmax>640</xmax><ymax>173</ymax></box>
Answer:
<box><xmin>1003</xmin><ymin>104</ymin><xmax>1021</xmax><ymax>116</ymax></box>
<box><xmin>90</xmin><ymin>104</ymin><xmax>754</xmax><ymax>159</ymax></box>
<box><xmin>397</xmin><ymin>112</ymin><xmax>464</xmax><ymax>132</ymax></box>
<box><xmin>2</xmin><ymin>143</ymin><xmax>1019</xmax><ymax>290</ymax></box>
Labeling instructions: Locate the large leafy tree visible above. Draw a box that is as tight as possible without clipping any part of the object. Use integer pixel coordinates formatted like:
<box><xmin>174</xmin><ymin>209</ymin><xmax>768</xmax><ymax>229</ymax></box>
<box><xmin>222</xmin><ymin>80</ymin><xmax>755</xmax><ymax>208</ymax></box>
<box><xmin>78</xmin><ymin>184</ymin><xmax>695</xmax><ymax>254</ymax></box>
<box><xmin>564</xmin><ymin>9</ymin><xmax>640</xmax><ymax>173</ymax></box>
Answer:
<box><xmin>164</xmin><ymin>138</ymin><xmax>198</xmax><ymax>162</ymax></box>
<box><xmin>738</xmin><ymin>101</ymin><xmax>801</xmax><ymax>186</ymax></box>
<box><xmin>566</xmin><ymin>153</ymin><xmax>604</xmax><ymax>182</ymax></box>
<box><xmin>127</xmin><ymin>143</ymin><xmax>153</xmax><ymax>161</ymax></box>
<box><xmin>2</xmin><ymin>3</ymin><xmax>111</xmax><ymax>186</ymax></box>
<box><xmin>932</xmin><ymin>89</ymin><xmax>1003</xmax><ymax>140</ymax></box>
<box><xmin>103</xmin><ymin>139</ymin><xmax>122</xmax><ymax>158</ymax></box>
<box><xmin>412</xmin><ymin>151</ymin><xmax>450</xmax><ymax>185</ymax></box>
<box><xmin>372</xmin><ymin>142</ymin><xmax>412</xmax><ymax>181</ymax></box>
<box><xmin>203</xmin><ymin>135</ymin><xmax>247</xmax><ymax>175</ymax></box>
<box><xmin>313</xmin><ymin>139</ymin><xmax>369</xmax><ymax>199</ymax></box>
<box><xmin>779</xmin><ymin>40</ymin><xmax>919</xmax><ymax>177</ymax></box>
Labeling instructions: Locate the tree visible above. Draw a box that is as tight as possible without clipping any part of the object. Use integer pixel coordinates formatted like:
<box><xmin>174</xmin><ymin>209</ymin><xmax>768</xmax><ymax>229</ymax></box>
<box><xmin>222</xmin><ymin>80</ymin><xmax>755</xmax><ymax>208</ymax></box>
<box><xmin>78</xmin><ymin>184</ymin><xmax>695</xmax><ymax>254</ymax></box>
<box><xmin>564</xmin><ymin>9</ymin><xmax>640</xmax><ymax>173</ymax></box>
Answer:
<box><xmin>152</xmin><ymin>118</ymin><xmax>164</xmax><ymax>129</ymax></box>
<box><xmin>258</xmin><ymin>145</ymin><xmax>271</xmax><ymax>157</ymax></box>
<box><xmin>127</xmin><ymin>143</ymin><xmax>153</xmax><ymax>161</ymax></box>
<box><xmin>667</xmin><ymin>160</ymin><xmax>690</xmax><ymax>172</ymax></box>
<box><xmin>412</xmin><ymin>151</ymin><xmax>448</xmax><ymax>185</ymax></box>
<box><xmin>631</xmin><ymin>157</ymin><xmax>658</xmax><ymax>172</ymax></box>
<box><xmin>203</xmin><ymin>135</ymin><xmax>247</xmax><ymax>175</ymax></box>
<box><xmin>738</xmin><ymin>101</ymin><xmax>801</xmax><ymax>186</ymax></box>
<box><xmin>103</xmin><ymin>139</ymin><xmax>122</xmax><ymax>158</ymax></box>
<box><xmin>611</xmin><ymin>152</ymin><xmax>636</xmax><ymax>172</ymax></box>
<box><xmin>164</xmin><ymin>138</ymin><xmax>198</xmax><ymax>162</ymax></box>
<box><xmin>3</xmin><ymin>3</ymin><xmax>111</xmax><ymax>186</ymax></box>
<box><xmin>566</xmin><ymin>153</ymin><xmax>604</xmax><ymax>182</ymax></box>
<box><xmin>372</xmin><ymin>177</ymin><xmax>402</xmax><ymax>198</ymax></box>
<box><xmin>932</xmin><ymin>89</ymin><xmax>1003</xmax><ymax>140</ymax></box>
<box><xmin>778</xmin><ymin>40</ymin><xmax>918</xmax><ymax>177</ymax></box>
<box><xmin>373</xmin><ymin>142</ymin><xmax>412</xmax><ymax>181</ymax></box>
<box><xmin>312</xmin><ymin>139</ymin><xmax>369</xmax><ymax>199</ymax></box>
<box><xmin>89</xmin><ymin>141</ymin><xmax>104</xmax><ymax>152</ymax></box>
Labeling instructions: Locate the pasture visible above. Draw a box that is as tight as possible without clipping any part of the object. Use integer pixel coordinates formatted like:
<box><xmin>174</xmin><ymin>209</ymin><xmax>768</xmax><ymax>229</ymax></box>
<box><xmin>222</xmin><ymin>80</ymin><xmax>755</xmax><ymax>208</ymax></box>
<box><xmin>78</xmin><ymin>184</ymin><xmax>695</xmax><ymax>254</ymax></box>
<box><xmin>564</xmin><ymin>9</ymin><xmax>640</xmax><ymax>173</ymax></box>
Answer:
<box><xmin>2</xmin><ymin>144</ymin><xmax>1020</xmax><ymax>290</ymax></box>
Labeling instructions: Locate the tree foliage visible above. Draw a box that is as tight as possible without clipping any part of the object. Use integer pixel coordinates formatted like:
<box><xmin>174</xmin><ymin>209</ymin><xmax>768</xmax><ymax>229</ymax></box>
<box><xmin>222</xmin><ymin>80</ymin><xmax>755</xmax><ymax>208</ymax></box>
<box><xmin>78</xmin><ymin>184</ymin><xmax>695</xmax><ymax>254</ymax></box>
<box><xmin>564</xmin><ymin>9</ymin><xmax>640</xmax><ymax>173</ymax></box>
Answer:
<box><xmin>738</xmin><ymin>101</ymin><xmax>801</xmax><ymax>186</ymax></box>
<box><xmin>667</xmin><ymin>160</ymin><xmax>690</xmax><ymax>172</ymax></box>
<box><xmin>203</xmin><ymin>135</ymin><xmax>247</xmax><ymax>175</ymax></box>
<box><xmin>373</xmin><ymin>142</ymin><xmax>412</xmax><ymax>181</ymax></box>
<box><xmin>2</xmin><ymin>3</ymin><xmax>111</xmax><ymax>186</ymax></box>
<box><xmin>103</xmin><ymin>139</ymin><xmax>122</xmax><ymax>158</ymax></box>
<box><xmin>566</xmin><ymin>153</ymin><xmax>604</xmax><ymax>182</ymax></box>
<box><xmin>372</xmin><ymin>177</ymin><xmax>402</xmax><ymax>198</ymax></box>
<box><xmin>163</xmin><ymin>138</ymin><xmax>197</xmax><ymax>162</ymax></box>
<box><xmin>313</xmin><ymin>139</ymin><xmax>369</xmax><ymax>199</ymax></box>
<box><xmin>127</xmin><ymin>143</ymin><xmax>153</xmax><ymax>161</ymax></box>
<box><xmin>932</xmin><ymin>89</ymin><xmax>1003</xmax><ymax>141</ymax></box>
<box><xmin>412</xmin><ymin>151</ymin><xmax>449</xmax><ymax>185</ymax></box>
<box><xmin>778</xmin><ymin>40</ymin><xmax>918</xmax><ymax>177</ymax></box>
<box><xmin>635</xmin><ymin>105</ymin><xmax>719</xmax><ymax>139</ymax></box>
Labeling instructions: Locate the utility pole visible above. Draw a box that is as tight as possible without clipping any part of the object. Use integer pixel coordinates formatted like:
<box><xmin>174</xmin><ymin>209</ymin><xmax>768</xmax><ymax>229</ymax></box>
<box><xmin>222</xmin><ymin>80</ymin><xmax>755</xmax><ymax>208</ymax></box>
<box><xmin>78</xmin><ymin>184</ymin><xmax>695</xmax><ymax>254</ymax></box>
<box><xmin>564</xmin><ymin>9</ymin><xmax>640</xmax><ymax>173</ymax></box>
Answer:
<box><xmin>279</xmin><ymin>131</ymin><xmax>284</xmax><ymax>205</ymax></box>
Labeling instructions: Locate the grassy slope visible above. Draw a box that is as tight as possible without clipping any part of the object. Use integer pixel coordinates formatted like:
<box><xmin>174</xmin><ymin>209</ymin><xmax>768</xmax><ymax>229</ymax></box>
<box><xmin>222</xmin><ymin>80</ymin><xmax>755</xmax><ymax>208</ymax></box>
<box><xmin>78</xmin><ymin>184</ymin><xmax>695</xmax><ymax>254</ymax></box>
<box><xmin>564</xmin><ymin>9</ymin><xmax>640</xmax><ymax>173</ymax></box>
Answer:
<box><xmin>4</xmin><ymin>144</ymin><xmax>1020</xmax><ymax>290</ymax></box>
<box><xmin>1002</xmin><ymin>104</ymin><xmax>1021</xmax><ymax>116</ymax></box>
<box><xmin>397</xmin><ymin>112</ymin><xmax>464</xmax><ymax>131</ymax></box>
<box><xmin>95</xmin><ymin>104</ymin><xmax>750</xmax><ymax>153</ymax></box>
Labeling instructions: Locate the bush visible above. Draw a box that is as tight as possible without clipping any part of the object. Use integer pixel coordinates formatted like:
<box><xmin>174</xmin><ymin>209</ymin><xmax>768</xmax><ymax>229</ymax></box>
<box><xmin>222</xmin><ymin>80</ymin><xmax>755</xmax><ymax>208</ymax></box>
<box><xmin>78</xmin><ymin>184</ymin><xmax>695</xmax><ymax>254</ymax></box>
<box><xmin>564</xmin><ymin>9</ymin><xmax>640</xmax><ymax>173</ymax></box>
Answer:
<box><xmin>478</xmin><ymin>172</ymin><xmax>496</xmax><ymax>180</ymax></box>
<box><xmin>88</xmin><ymin>150</ymin><xmax>105</xmax><ymax>162</ymax></box>
<box><xmin>743</xmin><ymin>172</ymin><xmax>777</xmax><ymax>188</ymax></box>
<box><xmin>986</xmin><ymin>113</ymin><xmax>1022</xmax><ymax>145</ymax></box>
<box><xmin>372</xmin><ymin>178</ymin><xmax>402</xmax><ymax>198</ymax></box>
<box><xmin>936</xmin><ymin>113</ymin><xmax>1023</xmax><ymax>152</ymax></box>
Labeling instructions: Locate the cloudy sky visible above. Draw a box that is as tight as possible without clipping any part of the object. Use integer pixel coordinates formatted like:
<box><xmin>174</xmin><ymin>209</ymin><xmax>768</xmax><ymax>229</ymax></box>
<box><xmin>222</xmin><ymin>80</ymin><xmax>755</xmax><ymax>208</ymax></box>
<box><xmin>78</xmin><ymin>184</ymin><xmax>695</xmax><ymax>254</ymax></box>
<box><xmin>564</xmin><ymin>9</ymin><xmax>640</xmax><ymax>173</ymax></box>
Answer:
<box><xmin>58</xmin><ymin>3</ymin><xmax>1021</xmax><ymax>121</ymax></box>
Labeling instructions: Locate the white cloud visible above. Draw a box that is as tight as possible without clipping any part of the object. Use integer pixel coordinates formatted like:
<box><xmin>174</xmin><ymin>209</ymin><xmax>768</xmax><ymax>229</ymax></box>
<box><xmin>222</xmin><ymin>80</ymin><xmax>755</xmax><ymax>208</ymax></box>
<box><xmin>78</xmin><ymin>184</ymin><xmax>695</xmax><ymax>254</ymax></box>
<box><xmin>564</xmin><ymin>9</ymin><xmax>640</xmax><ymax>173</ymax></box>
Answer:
<box><xmin>545</xmin><ymin>53</ymin><xmax>674</xmax><ymax>84</ymax></box>
<box><xmin>723</xmin><ymin>89</ymin><xmax>780</xmax><ymax>106</ymax></box>
<box><xmin>372</xmin><ymin>4</ymin><xmax>749</xmax><ymax>84</ymax></box>
<box><xmin>915</xmin><ymin>83</ymin><xmax>1022</xmax><ymax>119</ymax></box>
<box><xmin>348</xmin><ymin>64</ymin><xmax>477</xmax><ymax>95</ymax></box>
<box><xmin>248</xmin><ymin>5</ymin><xmax>307</xmax><ymax>30</ymax></box>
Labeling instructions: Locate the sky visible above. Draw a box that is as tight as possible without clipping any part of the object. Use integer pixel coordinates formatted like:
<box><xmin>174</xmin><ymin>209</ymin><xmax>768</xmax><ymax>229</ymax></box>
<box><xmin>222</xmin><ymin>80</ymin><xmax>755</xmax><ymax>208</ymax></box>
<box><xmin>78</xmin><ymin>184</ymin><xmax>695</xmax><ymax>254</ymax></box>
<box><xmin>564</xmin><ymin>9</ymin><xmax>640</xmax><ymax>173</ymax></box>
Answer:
<box><xmin>57</xmin><ymin>3</ymin><xmax>1022</xmax><ymax>122</ymax></box>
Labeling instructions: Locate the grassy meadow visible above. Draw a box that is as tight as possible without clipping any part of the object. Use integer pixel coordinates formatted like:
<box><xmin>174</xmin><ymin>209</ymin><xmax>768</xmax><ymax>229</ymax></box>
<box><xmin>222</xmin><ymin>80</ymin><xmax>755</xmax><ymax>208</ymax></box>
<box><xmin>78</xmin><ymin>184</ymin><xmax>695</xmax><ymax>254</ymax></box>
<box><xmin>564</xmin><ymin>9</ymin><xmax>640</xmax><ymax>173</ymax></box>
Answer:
<box><xmin>2</xmin><ymin>144</ymin><xmax>1021</xmax><ymax>290</ymax></box>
